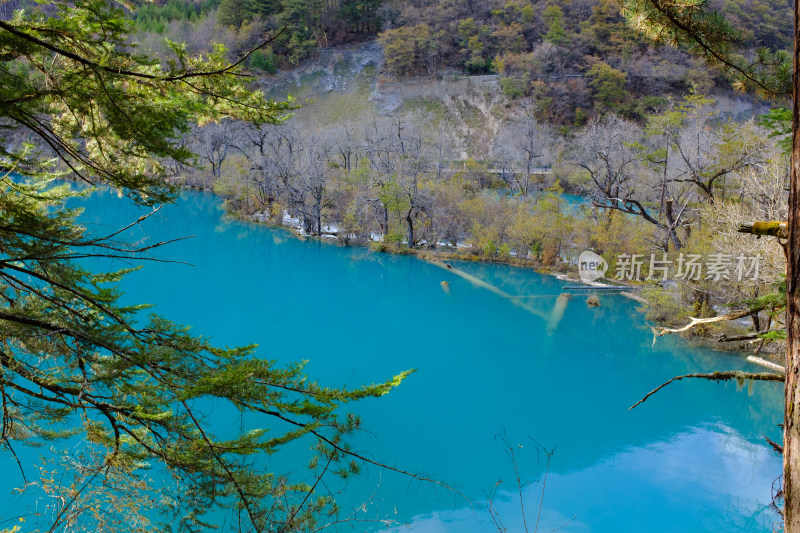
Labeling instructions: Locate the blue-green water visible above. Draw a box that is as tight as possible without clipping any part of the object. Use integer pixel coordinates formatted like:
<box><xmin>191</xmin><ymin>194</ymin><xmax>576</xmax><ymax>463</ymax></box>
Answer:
<box><xmin>5</xmin><ymin>188</ymin><xmax>784</xmax><ymax>531</ymax></box>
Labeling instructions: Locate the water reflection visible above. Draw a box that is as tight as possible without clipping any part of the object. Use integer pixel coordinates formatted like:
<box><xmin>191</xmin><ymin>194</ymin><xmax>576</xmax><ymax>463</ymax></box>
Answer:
<box><xmin>381</xmin><ymin>425</ymin><xmax>779</xmax><ymax>532</ymax></box>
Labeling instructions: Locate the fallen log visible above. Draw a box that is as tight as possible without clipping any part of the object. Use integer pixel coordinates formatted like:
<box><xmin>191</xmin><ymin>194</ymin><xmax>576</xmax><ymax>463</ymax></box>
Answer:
<box><xmin>650</xmin><ymin>307</ymin><xmax>765</xmax><ymax>347</ymax></box>
<box><xmin>746</xmin><ymin>356</ymin><xmax>785</xmax><ymax>373</ymax></box>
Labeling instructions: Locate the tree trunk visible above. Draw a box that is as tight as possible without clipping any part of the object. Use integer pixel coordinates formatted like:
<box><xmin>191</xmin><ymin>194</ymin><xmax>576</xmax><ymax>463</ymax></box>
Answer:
<box><xmin>785</xmin><ymin>1</ymin><xmax>800</xmax><ymax>528</ymax></box>
<box><xmin>659</xmin><ymin>147</ymin><xmax>668</xmax><ymax>220</ymax></box>
<box><xmin>751</xmin><ymin>312</ymin><xmax>761</xmax><ymax>334</ymax></box>
<box><xmin>524</xmin><ymin>162</ymin><xmax>531</xmax><ymax>195</ymax></box>
<box><xmin>302</xmin><ymin>212</ymin><xmax>313</xmax><ymax>234</ymax></box>
<box><xmin>406</xmin><ymin>212</ymin><xmax>414</xmax><ymax>248</ymax></box>
<box><xmin>664</xmin><ymin>198</ymin><xmax>682</xmax><ymax>251</ymax></box>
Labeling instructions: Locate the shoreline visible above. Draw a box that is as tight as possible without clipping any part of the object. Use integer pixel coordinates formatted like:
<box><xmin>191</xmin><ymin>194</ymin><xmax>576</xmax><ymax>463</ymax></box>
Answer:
<box><xmin>196</xmin><ymin>188</ymin><xmax>783</xmax><ymax>367</ymax></box>
<box><xmin>239</xmin><ymin>205</ymin><xmax>637</xmax><ymax>287</ymax></box>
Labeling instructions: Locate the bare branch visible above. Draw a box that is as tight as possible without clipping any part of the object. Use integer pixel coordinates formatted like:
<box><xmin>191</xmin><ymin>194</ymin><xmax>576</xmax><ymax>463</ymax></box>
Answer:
<box><xmin>650</xmin><ymin>307</ymin><xmax>765</xmax><ymax>345</ymax></box>
<box><xmin>630</xmin><ymin>371</ymin><xmax>784</xmax><ymax>410</ymax></box>
<box><xmin>765</xmin><ymin>435</ymin><xmax>784</xmax><ymax>454</ymax></box>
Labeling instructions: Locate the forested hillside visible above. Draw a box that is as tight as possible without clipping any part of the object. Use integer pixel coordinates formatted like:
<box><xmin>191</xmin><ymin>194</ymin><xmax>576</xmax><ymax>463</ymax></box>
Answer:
<box><xmin>1</xmin><ymin>0</ymin><xmax>775</xmax><ymax>124</ymax></box>
<box><xmin>110</xmin><ymin>0</ymin><xmax>793</xmax><ymax>124</ymax></box>
<box><xmin>378</xmin><ymin>0</ymin><xmax>791</xmax><ymax>122</ymax></box>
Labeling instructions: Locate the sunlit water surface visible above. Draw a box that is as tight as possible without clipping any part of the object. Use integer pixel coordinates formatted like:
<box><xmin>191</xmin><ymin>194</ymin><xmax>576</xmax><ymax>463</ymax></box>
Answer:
<box><xmin>3</xmin><ymin>188</ymin><xmax>784</xmax><ymax>532</ymax></box>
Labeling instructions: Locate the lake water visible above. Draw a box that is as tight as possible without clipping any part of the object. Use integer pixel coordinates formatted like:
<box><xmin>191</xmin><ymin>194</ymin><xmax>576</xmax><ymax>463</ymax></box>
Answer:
<box><xmin>5</xmin><ymin>188</ymin><xmax>784</xmax><ymax>532</ymax></box>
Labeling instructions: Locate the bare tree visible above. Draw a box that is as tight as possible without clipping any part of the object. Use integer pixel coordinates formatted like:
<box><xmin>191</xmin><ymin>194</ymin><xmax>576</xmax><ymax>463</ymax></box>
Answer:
<box><xmin>296</xmin><ymin>135</ymin><xmax>333</xmax><ymax>236</ymax></box>
<box><xmin>364</xmin><ymin>117</ymin><xmax>400</xmax><ymax>237</ymax></box>
<box><xmin>396</xmin><ymin>120</ymin><xmax>430</xmax><ymax>247</ymax></box>
<box><xmin>571</xmin><ymin>114</ymin><xmax>688</xmax><ymax>250</ymax></box>
<box><xmin>498</xmin><ymin>105</ymin><xmax>554</xmax><ymax>195</ymax></box>
<box><xmin>362</xmin><ymin>115</ymin><xmax>433</xmax><ymax>246</ymax></box>
<box><xmin>243</xmin><ymin>122</ymin><xmax>281</xmax><ymax>213</ymax></box>
<box><xmin>256</xmin><ymin>124</ymin><xmax>308</xmax><ymax>229</ymax></box>
<box><xmin>649</xmin><ymin>96</ymin><xmax>768</xmax><ymax>201</ymax></box>
<box><xmin>194</xmin><ymin>120</ymin><xmax>243</xmax><ymax>180</ymax></box>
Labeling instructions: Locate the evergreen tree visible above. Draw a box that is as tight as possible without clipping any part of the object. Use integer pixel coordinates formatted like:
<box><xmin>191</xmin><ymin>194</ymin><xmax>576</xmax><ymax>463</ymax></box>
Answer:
<box><xmin>587</xmin><ymin>61</ymin><xmax>631</xmax><ymax>115</ymax></box>
<box><xmin>543</xmin><ymin>4</ymin><xmax>569</xmax><ymax>46</ymax></box>
<box><xmin>276</xmin><ymin>0</ymin><xmax>324</xmax><ymax>63</ymax></box>
<box><xmin>252</xmin><ymin>0</ymin><xmax>284</xmax><ymax>17</ymax></box>
<box><xmin>339</xmin><ymin>0</ymin><xmax>383</xmax><ymax>36</ymax></box>
<box><xmin>218</xmin><ymin>0</ymin><xmax>256</xmax><ymax>28</ymax></box>
<box><xmin>0</xmin><ymin>1</ymin><xmax>410</xmax><ymax>530</ymax></box>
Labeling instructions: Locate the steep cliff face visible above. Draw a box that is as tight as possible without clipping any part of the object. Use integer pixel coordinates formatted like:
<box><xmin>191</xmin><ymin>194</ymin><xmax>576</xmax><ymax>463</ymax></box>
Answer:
<box><xmin>260</xmin><ymin>43</ymin><xmax>510</xmax><ymax>155</ymax></box>
<box><xmin>259</xmin><ymin>40</ymin><xmax>767</xmax><ymax>161</ymax></box>
<box><xmin>373</xmin><ymin>74</ymin><xmax>506</xmax><ymax>153</ymax></box>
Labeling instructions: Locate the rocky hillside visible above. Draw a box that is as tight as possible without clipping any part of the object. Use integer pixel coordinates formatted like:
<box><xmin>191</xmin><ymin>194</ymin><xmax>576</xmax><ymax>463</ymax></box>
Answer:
<box><xmin>259</xmin><ymin>41</ymin><xmax>768</xmax><ymax>160</ymax></box>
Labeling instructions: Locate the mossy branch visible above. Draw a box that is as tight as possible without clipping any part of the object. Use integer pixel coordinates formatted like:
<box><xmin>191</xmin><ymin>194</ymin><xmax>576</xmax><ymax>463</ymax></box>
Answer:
<box><xmin>738</xmin><ymin>221</ymin><xmax>788</xmax><ymax>239</ymax></box>
<box><xmin>629</xmin><ymin>371</ymin><xmax>784</xmax><ymax>410</ymax></box>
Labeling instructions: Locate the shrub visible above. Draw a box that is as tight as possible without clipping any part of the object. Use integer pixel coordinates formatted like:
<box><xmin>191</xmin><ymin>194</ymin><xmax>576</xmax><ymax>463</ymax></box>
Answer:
<box><xmin>500</xmin><ymin>76</ymin><xmax>526</xmax><ymax>99</ymax></box>
<box><xmin>249</xmin><ymin>48</ymin><xmax>279</xmax><ymax>74</ymax></box>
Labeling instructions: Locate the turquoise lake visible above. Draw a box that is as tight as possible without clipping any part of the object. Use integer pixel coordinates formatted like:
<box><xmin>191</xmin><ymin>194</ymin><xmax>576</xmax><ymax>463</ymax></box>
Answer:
<box><xmin>4</xmin><ymin>188</ymin><xmax>785</xmax><ymax>531</ymax></box>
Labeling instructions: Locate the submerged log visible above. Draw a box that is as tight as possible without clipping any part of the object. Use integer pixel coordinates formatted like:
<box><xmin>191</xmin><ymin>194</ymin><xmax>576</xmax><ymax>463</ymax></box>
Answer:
<box><xmin>424</xmin><ymin>259</ymin><xmax>549</xmax><ymax>321</ymax></box>
<box><xmin>547</xmin><ymin>293</ymin><xmax>573</xmax><ymax>333</ymax></box>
